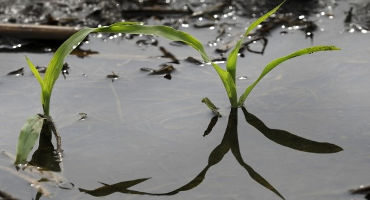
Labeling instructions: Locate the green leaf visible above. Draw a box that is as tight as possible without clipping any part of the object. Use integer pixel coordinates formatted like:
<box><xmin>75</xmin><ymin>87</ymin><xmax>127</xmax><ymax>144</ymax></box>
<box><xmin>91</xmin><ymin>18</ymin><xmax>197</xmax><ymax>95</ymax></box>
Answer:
<box><xmin>42</xmin><ymin>27</ymin><xmax>95</xmax><ymax>115</ymax></box>
<box><xmin>36</xmin><ymin>22</ymin><xmax>240</xmax><ymax>114</ymax></box>
<box><xmin>238</xmin><ymin>45</ymin><xmax>340</xmax><ymax>106</ymax></box>
<box><xmin>201</xmin><ymin>97</ymin><xmax>221</xmax><ymax>117</ymax></box>
<box><xmin>26</xmin><ymin>57</ymin><xmax>44</xmax><ymax>88</ymax></box>
<box><xmin>226</xmin><ymin>0</ymin><xmax>286</xmax><ymax>82</ymax></box>
<box><xmin>211</xmin><ymin>63</ymin><xmax>238</xmax><ymax>107</ymax></box>
<box><xmin>15</xmin><ymin>115</ymin><xmax>44</xmax><ymax>165</ymax></box>
<box><xmin>95</xmin><ymin>23</ymin><xmax>238</xmax><ymax>105</ymax></box>
<box><xmin>95</xmin><ymin>23</ymin><xmax>211</xmax><ymax>62</ymax></box>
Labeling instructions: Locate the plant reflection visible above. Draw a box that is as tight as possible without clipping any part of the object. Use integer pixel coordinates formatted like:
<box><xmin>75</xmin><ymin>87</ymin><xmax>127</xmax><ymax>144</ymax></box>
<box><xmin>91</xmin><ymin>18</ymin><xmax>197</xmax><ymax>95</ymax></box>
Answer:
<box><xmin>29</xmin><ymin>121</ymin><xmax>61</xmax><ymax>172</ymax></box>
<box><xmin>79</xmin><ymin>107</ymin><xmax>342</xmax><ymax>199</ymax></box>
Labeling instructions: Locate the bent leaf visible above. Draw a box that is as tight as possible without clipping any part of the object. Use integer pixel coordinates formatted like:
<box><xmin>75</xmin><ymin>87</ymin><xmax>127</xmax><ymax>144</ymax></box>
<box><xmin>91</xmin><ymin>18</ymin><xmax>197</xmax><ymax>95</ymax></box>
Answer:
<box><xmin>15</xmin><ymin>115</ymin><xmax>44</xmax><ymax>164</ymax></box>
<box><xmin>242</xmin><ymin>107</ymin><xmax>343</xmax><ymax>153</ymax></box>
<box><xmin>238</xmin><ymin>46</ymin><xmax>340</xmax><ymax>106</ymax></box>
<box><xmin>201</xmin><ymin>97</ymin><xmax>221</xmax><ymax>117</ymax></box>
<box><xmin>226</xmin><ymin>0</ymin><xmax>286</xmax><ymax>82</ymax></box>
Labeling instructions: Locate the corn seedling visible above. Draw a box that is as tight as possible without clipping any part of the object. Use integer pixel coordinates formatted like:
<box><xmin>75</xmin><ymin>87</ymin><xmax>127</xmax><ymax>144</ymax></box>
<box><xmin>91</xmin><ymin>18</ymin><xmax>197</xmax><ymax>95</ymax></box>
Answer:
<box><xmin>16</xmin><ymin>1</ymin><xmax>339</xmax><ymax>166</ymax></box>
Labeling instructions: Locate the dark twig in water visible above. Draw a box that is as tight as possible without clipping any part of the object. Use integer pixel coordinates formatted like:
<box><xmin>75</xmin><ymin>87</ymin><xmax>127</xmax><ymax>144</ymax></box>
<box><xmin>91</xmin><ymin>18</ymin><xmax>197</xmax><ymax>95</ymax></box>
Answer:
<box><xmin>184</xmin><ymin>56</ymin><xmax>203</xmax><ymax>65</ymax></box>
<box><xmin>7</xmin><ymin>67</ymin><xmax>24</xmax><ymax>76</ymax></box>
<box><xmin>61</xmin><ymin>63</ymin><xmax>69</xmax><ymax>79</ymax></box>
<box><xmin>141</xmin><ymin>64</ymin><xmax>175</xmax><ymax>79</ymax></box>
<box><xmin>350</xmin><ymin>185</ymin><xmax>370</xmax><ymax>195</ymax></box>
<box><xmin>159</xmin><ymin>46</ymin><xmax>180</xmax><ymax>64</ymax></box>
<box><xmin>239</xmin><ymin>36</ymin><xmax>268</xmax><ymax>56</ymax></box>
<box><xmin>106</xmin><ymin>72</ymin><xmax>119</xmax><ymax>82</ymax></box>
<box><xmin>36</xmin><ymin>66</ymin><xmax>47</xmax><ymax>73</ymax></box>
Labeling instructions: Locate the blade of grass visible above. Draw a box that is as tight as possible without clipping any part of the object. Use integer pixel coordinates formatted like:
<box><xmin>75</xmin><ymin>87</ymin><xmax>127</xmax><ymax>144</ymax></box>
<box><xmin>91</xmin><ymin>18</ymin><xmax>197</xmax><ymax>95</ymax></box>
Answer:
<box><xmin>95</xmin><ymin>23</ymin><xmax>211</xmax><ymax>62</ymax></box>
<box><xmin>95</xmin><ymin>23</ymin><xmax>237</xmax><ymax>105</ymax></box>
<box><xmin>26</xmin><ymin>57</ymin><xmax>44</xmax><ymax>88</ymax></box>
<box><xmin>226</xmin><ymin>0</ymin><xmax>286</xmax><ymax>82</ymax></box>
<box><xmin>37</xmin><ymin>22</ymin><xmax>238</xmax><ymax>114</ymax></box>
<box><xmin>238</xmin><ymin>46</ymin><xmax>340</xmax><ymax>106</ymax></box>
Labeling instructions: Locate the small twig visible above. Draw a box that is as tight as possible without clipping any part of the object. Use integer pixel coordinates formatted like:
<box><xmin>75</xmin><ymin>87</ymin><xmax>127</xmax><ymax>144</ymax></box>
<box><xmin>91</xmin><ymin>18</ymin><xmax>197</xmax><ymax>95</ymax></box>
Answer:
<box><xmin>0</xmin><ymin>23</ymin><xmax>79</xmax><ymax>40</ymax></box>
<box><xmin>159</xmin><ymin>46</ymin><xmax>180</xmax><ymax>64</ymax></box>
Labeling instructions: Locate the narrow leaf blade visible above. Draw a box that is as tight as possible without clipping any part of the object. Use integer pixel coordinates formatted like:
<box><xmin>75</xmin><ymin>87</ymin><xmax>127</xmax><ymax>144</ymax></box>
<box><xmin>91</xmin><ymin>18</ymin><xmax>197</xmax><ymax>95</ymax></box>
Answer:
<box><xmin>238</xmin><ymin>45</ymin><xmax>340</xmax><ymax>106</ymax></box>
<box><xmin>226</xmin><ymin>0</ymin><xmax>286</xmax><ymax>82</ymax></box>
<box><xmin>15</xmin><ymin>115</ymin><xmax>44</xmax><ymax>164</ymax></box>
<box><xmin>26</xmin><ymin>57</ymin><xmax>44</xmax><ymax>88</ymax></box>
<box><xmin>95</xmin><ymin>23</ymin><xmax>211</xmax><ymax>62</ymax></box>
<box><xmin>212</xmin><ymin>63</ymin><xmax>238</xmax><ymax>107</ymax></box>
<box><xmin>95</xmin><ymin>23</ymin><xmax>238</xmax><ymax>106</ymax></box>
<box><xmin>42</xmin><ymin>28</ymin><xmax>94</xmax><ymax>114</ymax></box>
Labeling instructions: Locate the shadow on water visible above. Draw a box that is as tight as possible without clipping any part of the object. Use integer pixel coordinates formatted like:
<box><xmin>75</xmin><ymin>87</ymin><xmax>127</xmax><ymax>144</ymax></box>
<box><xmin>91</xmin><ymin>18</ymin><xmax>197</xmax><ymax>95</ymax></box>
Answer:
<box><xmin>79</xmin><ymin>107</ymin><xmax>342</xmax><ymax>199</ymax></box>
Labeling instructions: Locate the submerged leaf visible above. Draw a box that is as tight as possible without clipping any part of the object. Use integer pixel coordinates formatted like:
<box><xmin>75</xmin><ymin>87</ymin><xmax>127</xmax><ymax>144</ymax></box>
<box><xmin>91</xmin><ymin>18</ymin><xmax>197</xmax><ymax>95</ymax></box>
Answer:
<box><xmin>15</xmin><ymin>115</ymin><xmax>44</xmax><ymax>164</ymax></box>
<box><xmin>238</xmin><ymin>46</ymin><xmax>340</xmax><ymax>106</ymax></box>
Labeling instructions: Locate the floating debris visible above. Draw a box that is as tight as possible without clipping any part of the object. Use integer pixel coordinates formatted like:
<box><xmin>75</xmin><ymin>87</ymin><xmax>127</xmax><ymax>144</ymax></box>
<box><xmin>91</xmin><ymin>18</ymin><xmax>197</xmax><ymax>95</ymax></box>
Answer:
<box><xmin>159</xmin><ymin>46</ymin><xmax>180</xmax><ymax>64</ymax></box>
<box><xmin>141</xmin><ymin>64</ymin><xmax>175</xmax><ymax>80</ymax></box>
<box><xmin>164</xmin><ymin>74</ymin><xmax>172</xmax><ymax>80</ymax></box>
<box><xmin>239</xmin><ymin>36</ymin><xmax>268</xmax><ymax>56</ymax></box>
<box><xmin>141</xmin><ymin>64</ymin><xmax>175</xmax><ymax>74</ymax></box>
<box><xmin>136</xmin><ymin>38</ymin><xmax>158</xmax><ymax>46</ymax></box>
<box><xmin>184</xmin><ymin>56</ymin><xmax>203</xmax><ymax>65</ymax></box>
<box><xmin>193</xmin><ymin>22</ymin><xmax>216</xmax><ymax>28</ymax></box>
<box><xmin>71</xmin><ymin>48</ymin><xmax>99</xmax><ymax>58</ymax></box>
<box><xmin>211</xmin><ymin>57</ymin><xmax>226</xmax><ymax>63</ymax></box>
<box><xmin>78</xmin><ymin>113</ymin><xmax>88</xmax><ymax>121</ymax></box>
<box><xmin>61</xmin><ymin>63</ymin><xmax>70</xmax><ymax>79</ymax></box>
<box><xmin>350</xmin><ymin>184</ymin><xmax>370</xmax><ymax>200</ymax></box>
<box><xmin>7</xmin><ymin>67</ymin><xmax>24</xmax><ymax>76</ymax></box>
<box><xmin>36</xmin><ymin>66</ymin><xmax>47</xmax><ymax>73</ymax></box>
<box><xmin>106</xmin><ymin>71</ymin><xmax>119</xmax><ymax>82</ymax></box>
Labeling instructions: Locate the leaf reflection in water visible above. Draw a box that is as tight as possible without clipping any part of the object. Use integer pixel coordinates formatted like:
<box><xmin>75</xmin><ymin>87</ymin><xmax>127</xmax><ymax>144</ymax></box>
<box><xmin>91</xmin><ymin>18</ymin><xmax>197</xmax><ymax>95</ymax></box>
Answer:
<box><xmin>78</xmin><ymin>107</ymin><xmax>342</xmax><ymax>199</ymax></box>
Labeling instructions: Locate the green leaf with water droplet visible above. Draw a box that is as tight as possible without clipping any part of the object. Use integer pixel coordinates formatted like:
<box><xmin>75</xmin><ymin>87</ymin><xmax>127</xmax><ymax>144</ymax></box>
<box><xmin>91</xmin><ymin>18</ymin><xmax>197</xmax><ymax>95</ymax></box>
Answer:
<box><xmin>15</xmin><ymin>115</ymin><xmax>44</xmax><ymax>165</ymax></box>
<box><xmin>238</xmin><ymin>46</ymin><xmax>340</xmax><ymax>106</ymax></box>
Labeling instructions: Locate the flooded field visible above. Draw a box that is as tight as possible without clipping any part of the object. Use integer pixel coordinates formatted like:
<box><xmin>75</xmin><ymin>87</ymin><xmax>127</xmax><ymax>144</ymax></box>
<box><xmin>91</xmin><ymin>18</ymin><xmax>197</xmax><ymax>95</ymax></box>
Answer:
<box><xmin>1</xmin><ymin>0</ymin><xmax>370</xmax><ymax>199</ymax></box>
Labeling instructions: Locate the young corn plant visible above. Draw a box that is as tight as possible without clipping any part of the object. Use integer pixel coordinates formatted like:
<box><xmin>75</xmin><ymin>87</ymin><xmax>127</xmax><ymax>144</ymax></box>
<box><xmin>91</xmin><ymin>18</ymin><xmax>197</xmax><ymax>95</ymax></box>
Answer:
<box><xmin>15</xmin><ymin>1</ymin><xmax>339</xmax><ymax>165</ymax></box>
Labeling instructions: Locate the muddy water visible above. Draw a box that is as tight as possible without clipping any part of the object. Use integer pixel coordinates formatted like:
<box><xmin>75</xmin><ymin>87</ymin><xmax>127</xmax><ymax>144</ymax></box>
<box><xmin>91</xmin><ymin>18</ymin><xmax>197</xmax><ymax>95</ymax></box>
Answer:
<box><xmin>1</xmin><ymin>0</ymin><xmax>370</xmax><ymax>200</ymax></box>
